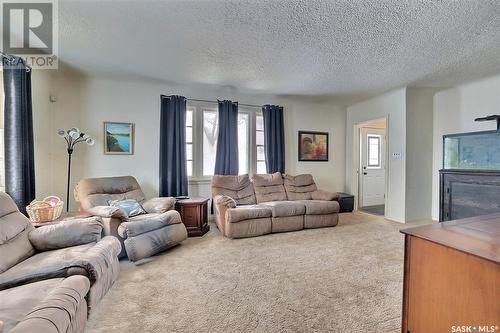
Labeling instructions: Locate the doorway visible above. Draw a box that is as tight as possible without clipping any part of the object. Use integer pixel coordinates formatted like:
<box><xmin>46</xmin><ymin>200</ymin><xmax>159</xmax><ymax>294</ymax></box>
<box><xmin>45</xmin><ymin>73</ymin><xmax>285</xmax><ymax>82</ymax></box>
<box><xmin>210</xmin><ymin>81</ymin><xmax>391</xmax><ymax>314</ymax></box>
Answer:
<box><xmin>357</xmin><ymin>118</ymin><xmax>387</xmax><ymax>216</ymax></box>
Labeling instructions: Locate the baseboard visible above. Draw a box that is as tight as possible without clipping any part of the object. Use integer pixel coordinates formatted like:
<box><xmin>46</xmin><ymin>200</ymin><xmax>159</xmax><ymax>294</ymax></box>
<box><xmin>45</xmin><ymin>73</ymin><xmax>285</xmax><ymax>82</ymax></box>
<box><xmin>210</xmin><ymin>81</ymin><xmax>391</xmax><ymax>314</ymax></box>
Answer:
<box><xmin>384</xmin><ymin>215</ymin><xmax>406</xmax><ymax>224</ymax></box>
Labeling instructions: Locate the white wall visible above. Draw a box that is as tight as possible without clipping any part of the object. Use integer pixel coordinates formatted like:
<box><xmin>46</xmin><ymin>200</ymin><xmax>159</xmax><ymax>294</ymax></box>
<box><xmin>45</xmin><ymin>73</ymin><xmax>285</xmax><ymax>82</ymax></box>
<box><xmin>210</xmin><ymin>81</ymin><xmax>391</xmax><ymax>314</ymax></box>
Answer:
<box><xmin>405</xmin><ymin>88</ymin><xmax>436</xmax><ymax>221</ymax></box>
<box><xmin>432</xmin><ymin>75</ymin><xmax>500</xmax><ymax>220</ymax></box>
<box><xmin>282</xmin><ymin>99</ymin><xmax>346</xmax><ymax>192</ymax></box>
<box><xmin>34</xmin><ymin>68</ymin><xmax>346</xmax><ymax>210</ymax></box>
<box><xmin>31</xmin><ymin>70</ymin><xmax>55</xmax><ymax>199</ymax></box>
<box><xmin>346</xmin><ymin>88</ymin><xmax>407</xmax><ymax>222</ymax></box>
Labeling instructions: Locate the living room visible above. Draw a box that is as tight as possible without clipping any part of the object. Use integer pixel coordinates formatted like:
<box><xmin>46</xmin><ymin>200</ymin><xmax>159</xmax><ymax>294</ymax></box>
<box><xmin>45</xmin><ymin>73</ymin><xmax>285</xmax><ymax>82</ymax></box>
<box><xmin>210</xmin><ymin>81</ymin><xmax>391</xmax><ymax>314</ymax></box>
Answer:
<box><xmin>0</xmin><ymin>1</ymin><xmax>499</xmax><ymax>333</ymax></box>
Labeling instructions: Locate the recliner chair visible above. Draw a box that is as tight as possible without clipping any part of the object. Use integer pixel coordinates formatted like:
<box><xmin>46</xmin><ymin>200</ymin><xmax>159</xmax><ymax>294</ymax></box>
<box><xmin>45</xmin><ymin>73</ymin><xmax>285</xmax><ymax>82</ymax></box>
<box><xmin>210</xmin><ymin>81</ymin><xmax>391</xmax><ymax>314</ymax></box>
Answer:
<box><xmin>74</xmin><ymin>176</ymin><xmax>187</xmax><ymax>262</ymax></box>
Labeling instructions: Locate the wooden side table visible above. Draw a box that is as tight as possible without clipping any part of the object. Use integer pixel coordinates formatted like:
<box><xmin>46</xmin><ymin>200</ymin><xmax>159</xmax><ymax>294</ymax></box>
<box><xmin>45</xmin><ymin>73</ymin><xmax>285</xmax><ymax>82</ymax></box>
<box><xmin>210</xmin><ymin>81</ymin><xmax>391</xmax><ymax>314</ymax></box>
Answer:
<box><xmin>175</xmin><ymin>197</ymin><xmax>209</xmax><ymax>237</ymax></box>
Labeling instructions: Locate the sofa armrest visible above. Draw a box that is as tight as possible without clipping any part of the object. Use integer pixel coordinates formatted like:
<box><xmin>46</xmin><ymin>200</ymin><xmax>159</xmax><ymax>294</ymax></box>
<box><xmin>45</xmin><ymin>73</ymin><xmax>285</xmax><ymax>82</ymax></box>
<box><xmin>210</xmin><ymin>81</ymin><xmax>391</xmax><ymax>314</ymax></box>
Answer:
<box><xmin>0</xmin><ymin>236</ymin><xmax>121</xmax><ymax>308</ymax></box>
<box><xmin>214</xmin><ymin>195</ymin><xmax>237</xmax><ymax>209</ymax></box>
<box><xmin>79</xmin><ymin>236</ymin><xmax>121</xmax><ymax>281</ymax></box>
<box><xmin>8</xmin><ymin>275</ymin><xmax>90</xmax><ymax>333</ymax></box>
<box><xmin>311</xmin><ymin>190</ymin><xmax>339</xmax><ymax>201</ymax></box>
<box><xmin>86</xmin><ymin>205</ymin><xmax>127</xmax><ymax>219</ymax></box>
<box><xmin>117</xmin><ymin>210</ymin><xmax>182</xmax><ymax>238</ymax></box>
<box><xmin>213</xmin><ymin>195</ymin><xmax>236</xmax><ymax>234</ymax></box>
<box><xmin>142</xmin><ymin>197</ymin><xmax>176</xmax><ymax>214</ymax></box>
<box><xmin>28</xmin><ymin>217</ymin><xmax>103</xmax><ymax>251</ymax></box>
<box><xmin>72</xmin><ymin>236</ymin><xmax>121</xmax><ymax>308</ymax></box>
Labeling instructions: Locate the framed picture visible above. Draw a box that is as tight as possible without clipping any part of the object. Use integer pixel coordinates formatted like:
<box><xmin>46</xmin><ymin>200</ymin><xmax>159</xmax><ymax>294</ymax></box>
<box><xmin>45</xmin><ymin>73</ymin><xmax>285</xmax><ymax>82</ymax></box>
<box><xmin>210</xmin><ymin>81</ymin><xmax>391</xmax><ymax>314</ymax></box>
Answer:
<box><xmin>298</xmin><ymin>131</ymin><xmax>329</xmax><ymax>161</ymax></box>
<box><xmin>104</xmin><ymin>122</ymin><xmax>134</xmax><ymax>155</ymax></box>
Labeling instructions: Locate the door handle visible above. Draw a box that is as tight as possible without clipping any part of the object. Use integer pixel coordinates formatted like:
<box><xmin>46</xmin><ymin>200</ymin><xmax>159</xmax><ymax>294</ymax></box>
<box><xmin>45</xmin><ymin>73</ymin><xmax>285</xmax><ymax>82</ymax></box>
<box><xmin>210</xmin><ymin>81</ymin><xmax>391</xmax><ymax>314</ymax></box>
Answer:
<box><xmin>363</xmin><ymin>172</ymin><xmax>368</xmax><ymax>175</ymax></box>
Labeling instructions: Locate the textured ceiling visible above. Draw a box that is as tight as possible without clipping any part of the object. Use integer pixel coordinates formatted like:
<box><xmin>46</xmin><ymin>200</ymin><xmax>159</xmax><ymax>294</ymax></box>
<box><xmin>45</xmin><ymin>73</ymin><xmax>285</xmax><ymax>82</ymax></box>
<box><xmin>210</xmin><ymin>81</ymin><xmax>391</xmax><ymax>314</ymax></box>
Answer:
<box><xmin>58</xmin><ymin>0</ymin><xmax>500</xmax><ymax>98</ymax></box>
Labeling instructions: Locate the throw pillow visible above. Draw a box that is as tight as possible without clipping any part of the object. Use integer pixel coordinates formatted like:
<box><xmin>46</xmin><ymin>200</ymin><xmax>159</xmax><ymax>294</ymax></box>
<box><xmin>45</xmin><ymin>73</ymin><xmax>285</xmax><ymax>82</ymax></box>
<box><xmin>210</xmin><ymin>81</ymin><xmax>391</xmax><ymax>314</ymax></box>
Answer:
<box><xmin>108</xmin><ymin>199</ymin><xmax>146</xmax><ymax>217</ymax></box>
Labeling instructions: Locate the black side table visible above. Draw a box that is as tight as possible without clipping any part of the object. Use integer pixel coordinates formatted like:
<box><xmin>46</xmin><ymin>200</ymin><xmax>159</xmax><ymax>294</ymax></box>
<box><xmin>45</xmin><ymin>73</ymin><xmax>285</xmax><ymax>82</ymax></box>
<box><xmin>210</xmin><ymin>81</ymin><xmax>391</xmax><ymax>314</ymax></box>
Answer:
<box><xmin>337</xmin><ymin>192</ymin><xmax>354</xmax><ymax>213</ymax></box>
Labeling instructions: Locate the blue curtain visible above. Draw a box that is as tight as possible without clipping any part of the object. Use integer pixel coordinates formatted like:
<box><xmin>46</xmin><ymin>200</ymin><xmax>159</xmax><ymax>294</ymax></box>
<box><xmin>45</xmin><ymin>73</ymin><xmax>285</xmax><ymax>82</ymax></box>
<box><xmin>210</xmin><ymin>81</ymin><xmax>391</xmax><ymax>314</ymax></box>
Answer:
<box><xmin>159</xmin><ymin>95</ymin><xmax>188</xmax><ymax>197</ymax></box>
<box><xmin>3</xmin><ymin>57</ymin><xmax>35</xmax><ymax>214</ymax></box>
<box><xmin>262</xmin><ymin>105</ymin><xmax>285</xmax><ymax>174</ymax></box>
<box><xmin>214</xmin><ymin>100</ymin><xmax>239</xmax><ymax>175</ymax></box>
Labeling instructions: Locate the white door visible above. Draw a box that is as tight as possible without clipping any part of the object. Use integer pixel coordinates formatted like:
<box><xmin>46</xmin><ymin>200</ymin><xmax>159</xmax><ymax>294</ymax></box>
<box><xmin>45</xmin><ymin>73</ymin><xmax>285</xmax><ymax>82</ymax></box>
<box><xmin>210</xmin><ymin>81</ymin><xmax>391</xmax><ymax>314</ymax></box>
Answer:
<box><xmin>360</xmin><ymin>128</ymin><xmax>386</xmax><ymax>207</ymax></box>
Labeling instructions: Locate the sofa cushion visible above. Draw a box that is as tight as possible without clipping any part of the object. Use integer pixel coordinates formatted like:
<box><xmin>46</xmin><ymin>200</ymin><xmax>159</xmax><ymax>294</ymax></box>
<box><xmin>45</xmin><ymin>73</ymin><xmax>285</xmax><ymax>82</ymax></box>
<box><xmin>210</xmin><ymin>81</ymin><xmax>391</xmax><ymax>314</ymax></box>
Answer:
<box><xmin>259</xmin><ymin>201</ymin><xmax>306</xmax><ymax>217</ymax></box>
<box><xmin>297</xmin><ymin>200</ymin><xmax>340</xmax><ymax>215</ymax></box>
<box><xmin>226</xmin><ymin>205</ymin><xmax>272</xmax><ymax>223</ymax></box>
<box><xmin>0</xmin><ymin>243</ymin><xmax>93</xmax><ymax>291</ymax></box>
<box><xmin>252</xmin><ymin>173</ymin><xmax>287</xmax><ymax>203</ymax></box>
<box><xmin>283</xmin><ymin>174</ymin><xmax>318</xmax><ymax>201</ymax></box>
<box><xmin>212</xmin><ymin>174</ymin><xmax>256</xmax><ymax>205</ymax></box>
<box><xmin>0</xmin><ymin>193</ymin><xmax>35</xmax><ymax>274</ymax></box>
<box><xmin>74</xmin><ymin>176</ymin><xmax>146</xmax><ymax>211</ymax></box>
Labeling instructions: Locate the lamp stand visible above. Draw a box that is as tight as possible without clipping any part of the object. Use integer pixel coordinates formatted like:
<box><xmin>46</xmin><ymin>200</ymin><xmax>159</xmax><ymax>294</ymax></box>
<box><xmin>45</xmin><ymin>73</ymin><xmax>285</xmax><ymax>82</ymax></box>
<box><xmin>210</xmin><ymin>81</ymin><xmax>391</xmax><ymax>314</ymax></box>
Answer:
<box><xmin>66</xmin><ymin>148</ymin><xmax>73</xmax><ymax>212</ymax></box>
<box><xmin>58</xmin><ymin>128</ymin><xmax>94</xmax><ymax>211</ymax></box>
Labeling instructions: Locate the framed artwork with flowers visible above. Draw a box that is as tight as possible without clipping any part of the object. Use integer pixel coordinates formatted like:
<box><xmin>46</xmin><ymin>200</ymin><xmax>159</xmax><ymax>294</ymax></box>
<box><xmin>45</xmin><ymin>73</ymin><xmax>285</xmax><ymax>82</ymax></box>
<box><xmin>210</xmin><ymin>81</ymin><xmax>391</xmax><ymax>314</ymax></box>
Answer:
<box><xmin>298</xmin><ymin>131</ymin><xmax>329</xmax><ymax>161</ymax></box>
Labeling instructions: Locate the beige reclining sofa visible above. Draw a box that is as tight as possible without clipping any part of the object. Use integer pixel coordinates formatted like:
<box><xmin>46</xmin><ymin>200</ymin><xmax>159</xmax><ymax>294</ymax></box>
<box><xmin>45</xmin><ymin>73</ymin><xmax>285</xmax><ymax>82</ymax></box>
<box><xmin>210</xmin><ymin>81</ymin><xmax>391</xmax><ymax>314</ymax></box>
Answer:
<box><xmin>74</xmin><ymin>176</ymin><xmax>187</xmax><ymax>262</ymax></box>
<box><xmin>212</xmin><ymin>173</ymin><xmax>339</xmax><ymax>238</ymax></box>
<box><xmin>0</xmin><ymin>192</ymin><xmax>121</xmax><ymax>332</ymax></box>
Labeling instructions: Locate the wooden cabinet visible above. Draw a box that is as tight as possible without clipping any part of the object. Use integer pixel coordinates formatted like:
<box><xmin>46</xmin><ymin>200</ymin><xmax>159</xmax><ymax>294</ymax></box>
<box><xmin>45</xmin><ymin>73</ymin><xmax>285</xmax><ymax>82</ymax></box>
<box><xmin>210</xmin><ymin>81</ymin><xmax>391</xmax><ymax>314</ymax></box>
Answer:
<box><xmin>400</xmin><ymin>214</ymin><xmax>500</xmax><ymax>333</ymax></box>
<box><xmin>175</xmin><ymin>197</ymin><xmax>209</xmax><ymax>237</ymax></box>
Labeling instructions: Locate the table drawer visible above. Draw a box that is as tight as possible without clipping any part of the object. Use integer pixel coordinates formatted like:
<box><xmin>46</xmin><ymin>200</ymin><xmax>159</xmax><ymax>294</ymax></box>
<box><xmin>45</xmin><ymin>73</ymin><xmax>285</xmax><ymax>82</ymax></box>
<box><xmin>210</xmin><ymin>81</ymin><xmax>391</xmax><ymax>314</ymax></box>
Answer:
<box><xmin>181</xmin><ymin>206</ymin><xmax>199</xmax><ymax>227</ymax></box>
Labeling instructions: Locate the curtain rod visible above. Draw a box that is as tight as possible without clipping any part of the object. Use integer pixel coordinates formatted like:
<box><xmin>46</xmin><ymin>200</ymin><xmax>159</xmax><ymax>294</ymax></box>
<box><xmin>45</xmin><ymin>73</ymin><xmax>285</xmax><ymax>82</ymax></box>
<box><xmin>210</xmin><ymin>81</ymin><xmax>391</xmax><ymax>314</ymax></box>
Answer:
<box><xmin>188</xmin><ymin>98</ymin><xmax>262</xmax><ymax>108</ymax></box>
<box><xmin>161</xmin><ymin>95</ymin><xmax>262</xmax><ymax>108</ymax></box>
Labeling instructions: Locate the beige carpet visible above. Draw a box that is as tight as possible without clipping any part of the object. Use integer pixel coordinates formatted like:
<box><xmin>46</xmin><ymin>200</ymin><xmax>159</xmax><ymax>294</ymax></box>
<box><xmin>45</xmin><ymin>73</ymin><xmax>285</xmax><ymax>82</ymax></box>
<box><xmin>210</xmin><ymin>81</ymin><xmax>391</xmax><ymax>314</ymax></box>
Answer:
<box><xmin>87</xmin><ymin>212</ymin><xmax>418</xmax><ymax>333</ymax></box>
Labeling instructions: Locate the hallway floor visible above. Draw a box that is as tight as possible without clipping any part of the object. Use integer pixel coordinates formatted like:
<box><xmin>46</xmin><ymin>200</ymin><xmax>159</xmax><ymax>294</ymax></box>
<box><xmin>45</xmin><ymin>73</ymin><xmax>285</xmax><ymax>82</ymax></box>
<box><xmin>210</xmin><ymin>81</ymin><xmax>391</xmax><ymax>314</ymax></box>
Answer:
<box><xmin>359</xmin><ymin>205</ymin><xmax>385</xmax><ymax>216</ymax></box>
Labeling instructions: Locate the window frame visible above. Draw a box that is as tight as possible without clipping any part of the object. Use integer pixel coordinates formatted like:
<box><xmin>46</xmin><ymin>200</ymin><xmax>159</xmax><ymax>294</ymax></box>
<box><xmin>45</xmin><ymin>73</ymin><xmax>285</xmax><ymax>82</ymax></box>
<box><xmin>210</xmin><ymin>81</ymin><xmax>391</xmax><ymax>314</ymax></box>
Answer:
<box><xmin>201</xmin><ymin>108</ymin><xmax>218</xmax><ymax>177</ymax></box>
<box><xmin>255</xmin><ymin>112</ymin><xmax>266</xmax><ymax>174</ymax></box>
<box><xmin>186</xmin><ymin>101</ymin><xmax>264</xmax><ymax>181</ymax></box>
<box><xmin>185</xmin><ymin>108</ymin><xmax>194</xmax><ymax>177</ymax></box>
<box><xmin>367</xmin><ymin>134</ymin><xmax>381</xmax><ymax>169</ymax></box>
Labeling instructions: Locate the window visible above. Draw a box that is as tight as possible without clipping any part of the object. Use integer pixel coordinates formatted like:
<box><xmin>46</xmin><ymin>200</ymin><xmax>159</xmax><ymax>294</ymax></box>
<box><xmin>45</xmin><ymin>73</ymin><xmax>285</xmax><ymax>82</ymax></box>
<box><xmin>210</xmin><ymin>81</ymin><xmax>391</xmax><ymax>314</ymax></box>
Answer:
<box><xmin>202</xmin><ymin>110</ymin><xmax>218</xmax><ymax>176</ymax></box>
<box><xmin>187</xmin><ymin>102</ymin><xmax>264</xmax><ymax>179</ymax></box>
<box><xmin>367</xmin><ymin>135</ymin><xmax>381</xmax><ymax>168</ymax></box>
<box><xmin>256</xmin><ymin>112</ymin><xmax>266</xmax><ymax>174</ymax></box>
<box><xmin>238</xmin><ymin>113</ymin><xmax>249</xmax><ymax>175</ymax></box>
<box><xmin>185</xmin><ymin>109</ymin><xmax>194</xmax><ymax>176</ymax></box>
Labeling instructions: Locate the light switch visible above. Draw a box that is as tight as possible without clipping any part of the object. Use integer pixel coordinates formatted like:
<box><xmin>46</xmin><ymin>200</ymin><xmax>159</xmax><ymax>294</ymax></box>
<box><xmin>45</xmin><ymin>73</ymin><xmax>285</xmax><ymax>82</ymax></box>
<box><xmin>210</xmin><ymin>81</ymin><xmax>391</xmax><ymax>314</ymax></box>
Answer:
<box><xmin>392</xmin><ymin>152</ymin><xmax>402</xmax><ymax>159</ymax></box>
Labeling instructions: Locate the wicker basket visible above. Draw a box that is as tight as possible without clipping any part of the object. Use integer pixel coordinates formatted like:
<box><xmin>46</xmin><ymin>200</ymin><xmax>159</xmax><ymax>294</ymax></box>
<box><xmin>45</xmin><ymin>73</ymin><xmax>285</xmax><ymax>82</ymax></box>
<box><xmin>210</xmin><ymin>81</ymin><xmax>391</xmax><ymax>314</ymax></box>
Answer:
<box><xmin>26</xmin><ymin>197</ymin><xmax>64</xmax><ymax>223</ymax></box>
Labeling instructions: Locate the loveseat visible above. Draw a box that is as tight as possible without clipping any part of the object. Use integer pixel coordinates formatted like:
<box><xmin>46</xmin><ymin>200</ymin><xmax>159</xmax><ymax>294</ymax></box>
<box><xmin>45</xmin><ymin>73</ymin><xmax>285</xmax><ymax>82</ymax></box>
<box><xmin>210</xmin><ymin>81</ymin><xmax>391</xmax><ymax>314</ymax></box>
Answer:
<box><xmin>212</xmin><ymin>173</ymin><xmax>340</xmax><ymax>238</ymax></box>
<box><xmin>0</xmin><ymin>192</ymin><xmax>121</xmax><ymax>332</ymax></box>
<box><xmin>74</xmin><ymin>176</ymin><xmax>188</xmax><ymax>261</ymax></box>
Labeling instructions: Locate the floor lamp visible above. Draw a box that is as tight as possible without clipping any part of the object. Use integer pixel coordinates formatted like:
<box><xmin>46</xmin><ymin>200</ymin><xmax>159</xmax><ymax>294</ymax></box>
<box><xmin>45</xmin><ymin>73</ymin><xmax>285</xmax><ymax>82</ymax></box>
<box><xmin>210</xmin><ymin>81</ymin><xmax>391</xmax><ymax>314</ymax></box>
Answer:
<box><xmin>58</xmin><ymin>128</ymin><xmax>94</xmax><ymax>211</ymax></box>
